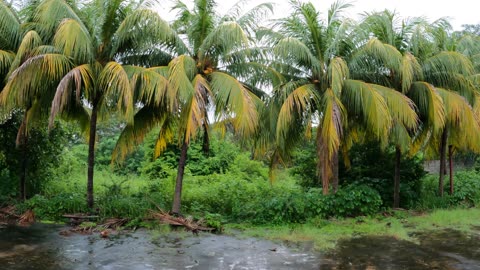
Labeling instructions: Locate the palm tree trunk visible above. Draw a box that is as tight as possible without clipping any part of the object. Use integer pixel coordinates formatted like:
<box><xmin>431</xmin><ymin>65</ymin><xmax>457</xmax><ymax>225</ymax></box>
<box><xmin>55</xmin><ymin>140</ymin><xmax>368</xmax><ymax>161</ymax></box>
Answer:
<box><xmin>332</xmin><ymin>150</ymin><xmax>339</xmax><ymax>194</ymax></box>
<box><xmin>393</xmin><ymin>146</ymin><xmax>401</xmax><ymax>208</ymax></box>
<box><xmin>87</xmin><ymin>105</ymin><xmax>98</xmax><ymax>209</ymax></box>
<box><xmin>448</xmin><ymin>145</ymin><xmax>454</xmax><ymax>195</ymax></box>
<box><xmin>16</xmin><ymin>113</ymin><xmax>28</xmax><ymax>201</ymax></box>
<box><xmin>202</xmin><ymin>122</ymin><xmax>209</xmax><ymax>156</ymax></box>
<box><xmin>438</xmin><ymin>128</ymin><xmax>448</xmax><ymax>197</ymax></box>
<box><xmin>172</xmin><ymin>140</ymin><xmax>189</xmax><ymax>214</ymax></box>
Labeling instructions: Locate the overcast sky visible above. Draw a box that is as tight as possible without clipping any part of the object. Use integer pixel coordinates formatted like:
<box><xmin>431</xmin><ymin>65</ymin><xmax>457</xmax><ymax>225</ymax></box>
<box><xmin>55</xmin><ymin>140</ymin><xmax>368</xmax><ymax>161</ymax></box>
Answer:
<box><xmin>156</xmin><ymin>0</ymin><xmax>479</xmax><ymax>30</ymax></box>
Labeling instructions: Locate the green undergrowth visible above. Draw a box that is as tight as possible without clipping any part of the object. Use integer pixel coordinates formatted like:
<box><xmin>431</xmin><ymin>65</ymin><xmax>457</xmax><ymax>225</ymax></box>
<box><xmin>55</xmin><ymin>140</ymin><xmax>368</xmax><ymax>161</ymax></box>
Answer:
<box><xmin>227</xmin><ymin>208</ymin><xmax>480</xmax><ymax>252</ymax></box>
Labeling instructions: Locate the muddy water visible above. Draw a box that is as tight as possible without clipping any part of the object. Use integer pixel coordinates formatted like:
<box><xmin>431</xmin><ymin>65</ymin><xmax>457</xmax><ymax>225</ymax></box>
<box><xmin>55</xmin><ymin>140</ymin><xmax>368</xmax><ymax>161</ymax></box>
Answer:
<box><xmin>320</xmin><ymin>230</ymin><xmax>480</xmax><ymax>269</ymax></box>
<box><xmin>0</xmin><ymin>224</ymin><xmax>319</xmax><ymax>269</ymax></box>
<box><xmin>1</xmin><ymin>225</ymin><xmax>480</xmax><ymax>269</ymax></box>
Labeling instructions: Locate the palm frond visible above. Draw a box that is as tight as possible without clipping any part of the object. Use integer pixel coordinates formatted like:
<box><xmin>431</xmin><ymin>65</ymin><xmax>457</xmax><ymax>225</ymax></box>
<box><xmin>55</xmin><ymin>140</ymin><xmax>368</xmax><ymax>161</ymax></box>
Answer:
<box><xmin>275</xmin><ymin>83</ymin><xmax>317</xmax><ymax>143</ymax></box>
<box><xmin>0</xmin><ymin>1</ymin><xmax>21</xmax><ymax>50</ymax></box>
<box><xmin>210</xmin><ymin>71</ymin><xmax>260</xmax><ymax>137</ymax></box>
<box><xmin>53</xmin><ymin>18</ymin><xmax>94</xmax><ymax>63</ymax></box>
<box><xmin>408</xmin><ymin>82</ymin><xmax>445</xmax><ymax>134</ymax></box>
<box><xmin>199</xmin><ymin>21</ymin><xmax>249</xmax><ymax>60</ymax></box>
<box><xmin>98</xmin><ymin>61</ymin><xmax>133</xmax><ymax>123</ymax></box>
<box><xmin>342</xmin><ymin>79</ymin><xmax>392</xmax><ymax>139</ymax></box>
<box><xmin>1</xmin><ymin>54</ymin><xmax>72</xmax><ymax>109</ymax></box>
<box><xmin>49</xmin><ymin>64</ymin><xmax>94</xmax><ymax>128</ymax></box>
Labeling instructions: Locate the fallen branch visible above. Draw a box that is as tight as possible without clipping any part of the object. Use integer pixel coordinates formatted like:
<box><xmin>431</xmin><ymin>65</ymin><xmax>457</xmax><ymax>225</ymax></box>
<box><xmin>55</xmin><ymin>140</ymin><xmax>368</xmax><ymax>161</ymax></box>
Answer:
<box><xmin>149</xmin><ymin>209</ymin><xmax>215</xmax><ymax>234</ymax></box>
<box><xmin>100</xmin><ymin>218</ymin><xmax>129</xmax><ymax>230</ymax></box>
<box><xmin>18</xmin><ymin>210</ymin><xmax>35</xmax><ymax>226</ymax></box>
<box><xmin>62</xmin><ymin>214</ymin><xmax>99</xmax><ymax>219</ymax></box>
<box><xmin>0</xmin><ymin>206</ymin><xmax>19</xmax><ymax>219</ymax></box>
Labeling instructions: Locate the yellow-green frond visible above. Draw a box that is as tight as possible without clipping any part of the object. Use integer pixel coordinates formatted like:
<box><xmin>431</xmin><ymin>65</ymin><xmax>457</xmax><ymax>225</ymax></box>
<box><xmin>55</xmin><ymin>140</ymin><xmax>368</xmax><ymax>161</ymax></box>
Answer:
<box><xmin>1</xmin><ymin>54</ymin><xmax>72</xmax><ymax>109</ymax></box>
<box><xmin>49</xmin><ymin>64</ymin><xmax>94</xmax><ymax>128</ymax></box>
<box><xmin>98</xmin><ymin>62</ymin><xmax>133</xmax><ymax>123</ymax></box>
<box><xmin>342</xmin><ymin>79</ymin><xmax>392</xmax><ymax>139</ymax></box>
<box><xmin>401</xmin><ymin>52</ymin><xmax>422</xmax><ymax>93</ymax></box>
<box><xmin>210</xmin><ymin>71</ymin><xmax>260</xmax><ymax>137</ymax></box>
<box><xmin>112</xmin><ymin>106</ymin><xmax>168</xmax><ymax>162</ymax></box>
<box><xmin>167</xmin><ymin>55</ymin><xmax>196</xmax><ymax>109</ymax></box>
<box><xmin>53</xmin><ymin>18</ymin><xmax>93</xmax><ymax>63</ymax></box>
<box><xmin>275</xmin><ymin>83</ymin><xmax>317</xmax><ymax>142</ymax></box>
<box><xmin>328</xmin><ymin>57</ymin><xmax>349</xmax><ymax>95</ymax></box>
<box><xmin>409</xmin><ymin>82</ymin><xmax>446</xmax><ymax>134</ymax></box>
<box><xmin>372</xmin><ymin>84</ymin><xmax>418</xmax><ymax>130</ymax></box>
<box><xmin>273</xmin><ymin>37</ymin><xmax>321</xmax><ymax>72</ymax></box>
<box><xmin>199</xmin><ymin>21</ymin><xmax>249</xmax><ymax>60</ymax></box>
<box><xmin>0</xmin><ymin>1</ymin><xmax>21</xmax><ymax>50</ymax></box>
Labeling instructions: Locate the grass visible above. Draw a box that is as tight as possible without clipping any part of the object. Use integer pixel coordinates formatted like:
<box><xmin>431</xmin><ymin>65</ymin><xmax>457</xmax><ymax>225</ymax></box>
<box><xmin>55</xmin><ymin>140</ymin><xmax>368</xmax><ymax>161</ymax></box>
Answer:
<box><xmin>227</xmin><ymin>208</ymin><xmax>480</xmax><ymax>252</ymax></box>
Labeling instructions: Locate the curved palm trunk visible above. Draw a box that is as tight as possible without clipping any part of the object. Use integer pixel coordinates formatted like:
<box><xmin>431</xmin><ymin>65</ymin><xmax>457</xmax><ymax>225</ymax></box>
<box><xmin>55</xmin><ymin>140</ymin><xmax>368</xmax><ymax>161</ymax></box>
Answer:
<box><xmin>87</xmin><ymin>105</ymin><xmax>98</xmax><ymax>209</ymax></box>
<box><xmin>393</xmin><ymin>146</ymin><xmax>401</xmax><ymax>208</ymax></box>
<box><xmin>438</xmin><ymin>128</ymin><xmax>448</xmax><ymax>197</ymax></box>
<box><xmin>448</xmin><ymin>145</ymin><xmax>454</xmax><ymax>195</ymax></box>
<box><xmin>172</xmin><ymin>140</ymin><xmax>189</xmax><ymax>214</ymax></box>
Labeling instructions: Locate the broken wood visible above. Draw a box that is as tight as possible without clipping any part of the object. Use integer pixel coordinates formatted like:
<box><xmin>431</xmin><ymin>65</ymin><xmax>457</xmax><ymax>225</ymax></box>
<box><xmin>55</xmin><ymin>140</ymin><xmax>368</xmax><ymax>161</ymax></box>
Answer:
<box><xmin>18</xmin><ymin>210</ymin><xmax>35</xmax><ymax>226</ymax></box>
<box><xmin>62</xmin><ymin>214</ymin><xmax>99</xmax><ymax>219</ymax></box>
<box><xmin>100</xmin><ymin>218</ymin><xmax>129</xmax><ymax>230</ymax></box>
<box><xmin>0</xmin><ymin>206</ymin><xmax>19</xmax><ymax>219</ymax></box>
<box><xmin>149</xmin><ymin>209</ymin><xmax>215</xmax><ymax>234</ymax></box>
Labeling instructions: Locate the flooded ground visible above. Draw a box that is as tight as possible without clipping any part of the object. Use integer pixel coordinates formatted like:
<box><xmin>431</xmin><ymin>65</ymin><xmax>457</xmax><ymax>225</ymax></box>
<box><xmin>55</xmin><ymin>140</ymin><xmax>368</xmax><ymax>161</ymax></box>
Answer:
<box><xmin>0</xmin><ymin>224</ymin><xmax>319</xmax><ymax>269</ymax></box>
<box><xmin>320</xmin><ymin>229</ymin><xmax>480</xmax><ymax>269</ymax></box>
<box><xmin>1</xmin><ymin>224</ymin><xmax>480</xmax><ymax>269</ymax></box>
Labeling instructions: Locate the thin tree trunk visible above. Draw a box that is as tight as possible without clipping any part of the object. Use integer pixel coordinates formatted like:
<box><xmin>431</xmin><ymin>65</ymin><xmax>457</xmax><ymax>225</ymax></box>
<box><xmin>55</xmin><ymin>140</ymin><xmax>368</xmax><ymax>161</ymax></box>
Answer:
<box><xmin>393</xmin><ymin>146</ymin><xmax>401</xmax><ymax>208</ymax></box>
<box><xmin>448</xmin><ymin>145</ymin><xmax>454</xmax><ymax>195</ymax></box>
<box><xmin>438</xmin><ymin>128</ymin><xmax>448</xmax><ymax>197</ymax></box>
<box><xmin>332</xmin><ymin>150</ymin><xmax>339</xmax><ymax>194</ymax></box>
<box><xmin>16</xmin><ymin>113</ymin><xmax>28</xmax><ymax>201</ymax></box>
<box><xmin>202</xmin><ymin>122</ymin><xmax>209</xmax><ymax>156</ymax></box>
<box><xmin>87</xmin><ymin>105</ymin><xmax>98</xmax><ymax>209</ymax></box>
<box><xmin>172</xmin><ymin>140</ymin><xmax>189</xmax><ymax>214</ymax></box>
<box><xmin>19</xmin><ymin>135</ymin><xmax>28</xmax><ymax>201</ymax></box>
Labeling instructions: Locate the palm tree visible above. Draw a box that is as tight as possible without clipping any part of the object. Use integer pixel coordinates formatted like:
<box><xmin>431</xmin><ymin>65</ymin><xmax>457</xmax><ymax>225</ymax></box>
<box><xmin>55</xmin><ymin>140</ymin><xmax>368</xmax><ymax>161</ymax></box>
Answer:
<box><xmin>353</xmin><ymin>11</ymin><xmax>435</xmax><ymax>207</ymax></box>
<box><xmin>113</xmin><ymin>0</ymin><xmax>269</xmax><ymax>214</ymax></box>
<box><xmin>258</xmin><ymin>1</ymin><xmax>416</xmax><ymax>194</ymax></box>
<box><xmin>0</xmin><ymin>1</ymin><xmax>68</xmax><ymax>200</ymax></box>
<box><xmin>418</xmin><ymin>22</ymin><xmax>479</xmax><ymax>196</ymax></box>
<box><xmin>2</xmin><ymin>0</ymin><xmax>176</xmax><ymax>208</ymax></box>
<box><xmin>353</xmin><ymin>11</ymin><xmax>477</xmax><ymax>202</ymax></box>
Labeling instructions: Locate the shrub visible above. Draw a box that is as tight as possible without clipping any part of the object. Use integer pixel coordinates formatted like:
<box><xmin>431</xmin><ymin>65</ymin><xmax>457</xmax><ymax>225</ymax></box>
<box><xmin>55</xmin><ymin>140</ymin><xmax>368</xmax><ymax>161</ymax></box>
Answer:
<box><xmin>332</xmin><ymin>184</ymin><xmax>383</xmax><ymax>217</ymax></box>
<box><xmin>416</xmin><ymin>171</ymin><xmax>480</xmax><ymax>210</ymax></box>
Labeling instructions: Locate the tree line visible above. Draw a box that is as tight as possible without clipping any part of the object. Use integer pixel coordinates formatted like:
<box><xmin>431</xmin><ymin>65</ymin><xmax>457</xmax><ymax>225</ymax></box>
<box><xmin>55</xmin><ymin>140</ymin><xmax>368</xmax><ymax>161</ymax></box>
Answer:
<box><xmin>1</xmin><ymin>0</ymin><xmax>480</xmax><ymax>213</ymax></box>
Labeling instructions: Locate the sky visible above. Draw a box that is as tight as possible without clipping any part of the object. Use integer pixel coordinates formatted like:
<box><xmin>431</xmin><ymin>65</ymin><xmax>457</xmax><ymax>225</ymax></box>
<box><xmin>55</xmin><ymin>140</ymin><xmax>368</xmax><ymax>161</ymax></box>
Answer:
<box><xmin>156</xmin><ymin>0</ymin><xmax>479</xmax><ymax>30</ymax></box>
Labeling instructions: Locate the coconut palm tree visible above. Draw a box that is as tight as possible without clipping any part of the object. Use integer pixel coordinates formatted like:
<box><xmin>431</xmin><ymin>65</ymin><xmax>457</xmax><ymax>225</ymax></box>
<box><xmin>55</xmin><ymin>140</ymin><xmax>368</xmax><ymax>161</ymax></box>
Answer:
<box><xmin>2</xmin><ymin>0</ymin><xmax>178</xmax><ymax>208</ymax></box>
<box><xmin>353</xmin><ymin>11</ymin><xmax>478</xmax><ymax>201</ymax></box>
<box><xmin>113</xmin><ymin>0</ymin><xmax>270</xmax><ymax>214</ymax></box>
<box><xmin>0</xmin><ymin>1</ymin><xmax>69</xmax><ymax>200</ymax></box>
<box><xmin>256</xmin><ymin>1</ymin><xmax>418</xmax><ymax>195</ymax></box>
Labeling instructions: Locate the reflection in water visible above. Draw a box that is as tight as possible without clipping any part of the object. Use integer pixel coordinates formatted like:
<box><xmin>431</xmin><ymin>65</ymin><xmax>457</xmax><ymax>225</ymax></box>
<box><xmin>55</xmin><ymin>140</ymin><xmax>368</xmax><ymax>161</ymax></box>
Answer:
<box><xmin>320</xmin><ymin>230</ymin><xmax>480</xmax><ymax>270</ymax></box>
<box><xmin>1</xmin><ymin>225</ymin><xmax>480</xmax><ymax>269</ymax></box>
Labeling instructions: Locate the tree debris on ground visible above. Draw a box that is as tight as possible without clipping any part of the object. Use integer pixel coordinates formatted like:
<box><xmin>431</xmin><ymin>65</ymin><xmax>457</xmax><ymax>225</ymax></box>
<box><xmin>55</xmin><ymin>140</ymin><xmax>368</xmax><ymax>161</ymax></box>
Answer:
<box><xmin>60</xmin><ymin>218</ymin><xmax>129</xmax><ymax>237</ymax></box>
<box><xmin>149</xmin><ymin>209</ymin><xmax>216</xmax><ymax>234</ymax></box>
<box><xmin>0</xmin><ymin>206</ymin><xmax>35</xmax><ymax>226</ymax></box>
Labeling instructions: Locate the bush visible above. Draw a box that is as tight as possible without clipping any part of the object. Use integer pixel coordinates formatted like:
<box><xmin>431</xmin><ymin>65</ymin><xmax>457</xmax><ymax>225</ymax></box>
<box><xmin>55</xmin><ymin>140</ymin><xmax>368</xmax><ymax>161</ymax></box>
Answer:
<box><xmin>21</xmin><ymin>193</ymin><xmax>87</xmax><ymax>220</ymax></box>
<box><xmin>332</xmin><ymin>184</ymin><xmax>383</xmax><ymax>217</ymax></box>
<box><xmin>416</xmin><ymin>171</ymin><xmax>480</xmax><ymax>210</ymax></box>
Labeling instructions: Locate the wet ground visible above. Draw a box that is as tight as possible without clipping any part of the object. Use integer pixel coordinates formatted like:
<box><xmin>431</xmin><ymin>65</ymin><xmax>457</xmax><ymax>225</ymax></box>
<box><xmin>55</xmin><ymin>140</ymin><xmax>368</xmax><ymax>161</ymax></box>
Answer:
<box><xmin>320</xmin><ymin>230</ymin><xmax>480</xmax><ymax>269</ymax></box>
<box><xmin>1</xmin><ymin>224</ymin><xmax>480</xmax><ymax>269</ymax></box>
<box><xmin>0</xmin><ymin>224</ymin><xmax>319</xmax><ymax>269</ymax></box>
